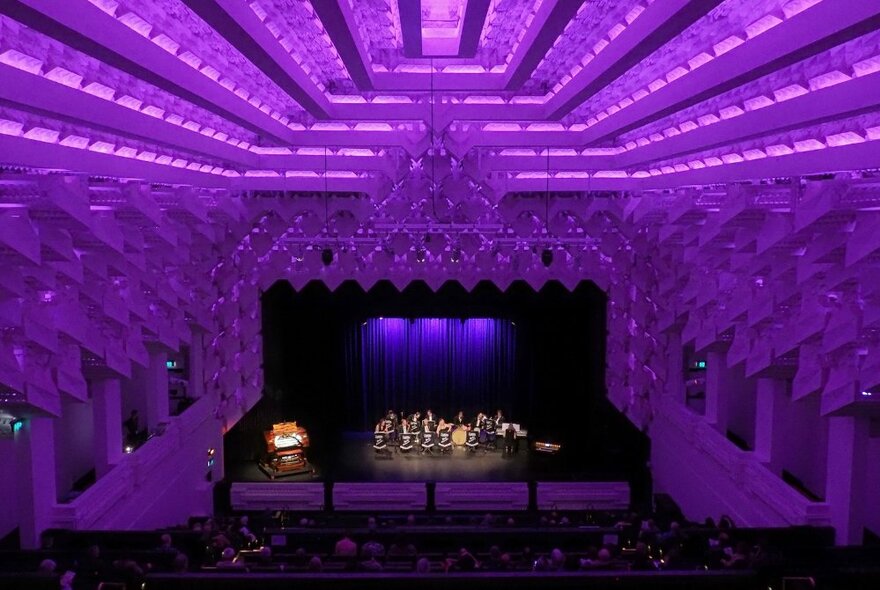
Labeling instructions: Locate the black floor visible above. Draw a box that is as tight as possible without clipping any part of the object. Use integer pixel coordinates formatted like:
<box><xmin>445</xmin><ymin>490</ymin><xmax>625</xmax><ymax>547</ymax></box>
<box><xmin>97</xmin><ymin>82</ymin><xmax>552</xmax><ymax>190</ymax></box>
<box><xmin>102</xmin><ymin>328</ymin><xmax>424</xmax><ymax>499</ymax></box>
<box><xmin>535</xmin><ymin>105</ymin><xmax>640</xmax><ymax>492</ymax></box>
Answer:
<box><xmin>226</xmin><ymin>432</ymin><xmax>624</xmax><ymax>483</ymax></box>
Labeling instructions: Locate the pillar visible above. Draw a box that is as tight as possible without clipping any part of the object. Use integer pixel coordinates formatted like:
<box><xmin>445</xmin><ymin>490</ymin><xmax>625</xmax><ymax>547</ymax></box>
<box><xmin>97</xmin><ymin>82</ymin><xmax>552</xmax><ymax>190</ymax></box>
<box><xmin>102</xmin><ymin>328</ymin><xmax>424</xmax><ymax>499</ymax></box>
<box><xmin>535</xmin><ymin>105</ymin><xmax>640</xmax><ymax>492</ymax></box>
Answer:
<box><xmin>754</xmin><ymin>377</ymin><xmax>787</xmax><ymax>469</ymax></box>
<box><xmin>189</xmin><ymin>331</ymin><xmax>204</xmax><ymax>400</ymax></box>
<box><xmin>825</xmin><ymin>416</ymin><xmax>868</xmax><ymax>545</ymax></box>
<box><xmin>143</xmin><ymin>346</ymin><xmax>168</xmax><ymax>432</ymax></box>
<box><xmin>16</xmin><ymin>416</ymin><xmax>57</xmax><ymax>549</ymax></box>
<box><xmin>92</xmin><ymin>378</ymin><xmax>122</xmax><ymax>477</ymax></box>
<box><xmin>666</xmin><ymin>332</ymin><xmax>685</xmax><ymax>403</ymax></box>
<box><xmin>704</xmin><ymin>350</ymin><xmax>730</xmax><ymax>433</ymax></box>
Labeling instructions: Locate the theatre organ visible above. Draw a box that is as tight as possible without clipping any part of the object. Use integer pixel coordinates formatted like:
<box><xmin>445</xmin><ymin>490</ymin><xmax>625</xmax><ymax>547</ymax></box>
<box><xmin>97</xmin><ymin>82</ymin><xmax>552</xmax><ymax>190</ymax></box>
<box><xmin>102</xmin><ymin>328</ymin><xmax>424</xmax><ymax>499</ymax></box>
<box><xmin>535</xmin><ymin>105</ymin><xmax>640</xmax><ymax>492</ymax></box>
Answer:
<box><xmin>261</xmin><ymin>421</ymin><xmax>311</xmax><ymax>478</ymax></box>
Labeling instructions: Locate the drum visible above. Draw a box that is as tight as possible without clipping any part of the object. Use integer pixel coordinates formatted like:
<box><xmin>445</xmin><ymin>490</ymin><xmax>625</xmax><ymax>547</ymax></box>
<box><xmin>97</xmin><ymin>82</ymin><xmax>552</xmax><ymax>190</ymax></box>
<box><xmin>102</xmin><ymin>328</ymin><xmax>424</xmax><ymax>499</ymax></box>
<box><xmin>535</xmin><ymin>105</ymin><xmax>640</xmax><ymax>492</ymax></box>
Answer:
<box><xmin>452</xmin><ymin>429</ymin><xmax>467</xmax><ymax>446</ymax></box>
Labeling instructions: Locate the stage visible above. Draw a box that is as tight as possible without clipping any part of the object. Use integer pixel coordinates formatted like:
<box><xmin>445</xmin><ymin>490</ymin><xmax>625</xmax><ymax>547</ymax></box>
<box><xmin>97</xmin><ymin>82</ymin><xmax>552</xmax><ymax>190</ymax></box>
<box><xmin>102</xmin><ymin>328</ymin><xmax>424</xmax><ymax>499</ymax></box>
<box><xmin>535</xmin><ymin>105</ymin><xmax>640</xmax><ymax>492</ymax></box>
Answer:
<box><xmin>228</xmin><ymin>432</ymin><xmax>579</xmax><ymax>483</ymax></box>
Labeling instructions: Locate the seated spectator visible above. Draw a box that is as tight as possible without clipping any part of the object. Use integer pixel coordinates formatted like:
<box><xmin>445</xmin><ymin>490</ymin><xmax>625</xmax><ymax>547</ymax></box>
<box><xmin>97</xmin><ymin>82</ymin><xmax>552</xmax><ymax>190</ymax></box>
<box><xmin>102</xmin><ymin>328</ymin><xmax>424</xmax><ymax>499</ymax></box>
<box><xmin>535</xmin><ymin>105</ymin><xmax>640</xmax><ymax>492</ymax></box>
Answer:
<box><xmin>581</xmin><ymin>547</ymin><xmax>614</xmax><ymax>570</ymax></box>
<box><xmin>485</xmin><ymin>545</ymin><xmax>505</xmax><ymax>571</ymax></box>
<box><xmin>415</xmin><ymin>557</ymin><xmax>431</xmax><ymax>574</ymax></box>
<box><xmin>721</xmin><ymin>542</ymin><xmax>750</xmax><ymax>569</ymax></box>
<box><xmin>257</xmin><ymin>546</ymin><xmax>273</xmax><ymax>565</ymax></box>
<box><xmin>81</xmin><ymin>545</ymin><xmax>106</xmax><ymax>579</ymax></box>
<box><xmin>59</xmin><ymin>570</ymin><xmax>75</xmax><ymax>590</ymax></box>
<box><xmin>111</xmin><ymin>559</ymin><xmax>146</xmax><ymax>587</ymax></box>
<box><xmin>291</xmin><ymin>547</ymin><xmax>309</xmax><ymax>568</ymax></box>
<box><xmin>334</xmin><ymin>533</ymin><xmax>358</xmax><ymax>557</ymax></box>
<box><xmin>307</xmin><ymin>556</ymin><xmax>323</xmax><ymax>572</ymax></box>
<box><xmin>533</xmin><ymin>554</ymin><xmax>551</xmax><ymax>572</ymax></box>
<box><xmin>388</xmin><ymin>536</ymin><xmax>417</xmax><ymax>556</ymax></box>
<box><xmin>360</xmin><ymin>547</ymin><xmax>383</xmax><ymax>572</ymax></box>
<box><xmin>37</xmin><ymin>559</ymin><xmax>56</xmax><ymax>575</ymax></box>
<box><xmin>448</xmin><ymin>547</ymin><xmax>479</xmax><ymax>572</ymax></box>
<box><xmin>405</xmin><ymin>514</ymin><xmax>417</xmax><ymax>526</ymax></box>
<box><xmin>172</xmin><ymin>553</ymin><xmax>189</xmax><ymax>573</ymax></box>
<box><xmin>216</xmin><ymin>547</ymin><xmax>245</xmax><ymax>569</ymax></box>
<box><xmin>550</xmin><ymin>548</ymin><xmax>566</xmax><ymax>571</ymax></box>
<box><xmin>630</xmin><ymin>542</ymin><xmax>656</xmax><ymax>571</ymax></box>
<box><xmin>157</xmin><ymin>533</ymin><xmax>176</xmax><ymax>553</ymax></box>
<box><xmin>362</xmin><ymin>535</ymin><xmax>385</xmax><ymax>559</ymax></box>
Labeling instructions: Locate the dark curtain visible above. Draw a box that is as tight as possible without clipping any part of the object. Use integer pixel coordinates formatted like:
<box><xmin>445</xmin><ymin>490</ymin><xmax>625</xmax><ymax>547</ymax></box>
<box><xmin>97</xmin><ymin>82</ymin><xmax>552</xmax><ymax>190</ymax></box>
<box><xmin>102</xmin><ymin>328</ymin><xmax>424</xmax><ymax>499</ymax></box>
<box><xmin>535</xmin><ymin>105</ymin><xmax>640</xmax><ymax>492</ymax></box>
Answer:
<box><xmin>348</xmin><ymin>318</ymin><xmax>516</xmax><ymax>423</ymax></box>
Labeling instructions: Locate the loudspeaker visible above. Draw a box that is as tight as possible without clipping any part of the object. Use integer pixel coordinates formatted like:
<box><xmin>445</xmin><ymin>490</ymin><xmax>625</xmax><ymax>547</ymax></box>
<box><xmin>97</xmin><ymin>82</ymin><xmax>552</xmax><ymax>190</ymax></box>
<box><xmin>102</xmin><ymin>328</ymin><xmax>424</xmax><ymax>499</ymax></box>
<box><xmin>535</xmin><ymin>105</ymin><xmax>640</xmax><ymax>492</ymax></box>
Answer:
<box><xmin>321</xmin><ymin>248</ymin><xmax>333</xmax><ymax>266</ymax></box>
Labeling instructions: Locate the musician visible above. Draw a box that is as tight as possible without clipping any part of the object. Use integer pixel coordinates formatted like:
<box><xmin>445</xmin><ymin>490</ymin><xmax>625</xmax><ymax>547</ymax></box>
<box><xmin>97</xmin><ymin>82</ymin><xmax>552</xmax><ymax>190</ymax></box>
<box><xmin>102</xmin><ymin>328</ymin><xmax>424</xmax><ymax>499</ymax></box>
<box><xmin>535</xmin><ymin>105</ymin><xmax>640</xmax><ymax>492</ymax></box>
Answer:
<box><xmin>374</xmin><ymin>418</ymin><xmax>388</xmax><ymax>434</ymax></box>
<box><xmin>410</xmin><ymin>411</ymin><xmax>422</xmax><ymax>433</ymax></box>
<box><xmin>424</xmin><ymin>409</ymin><xmax>436</xmax><ymax>426</ymax></box>
<box><xmin>493</xmin><ymin>409</ymin><xmax>505</xmax><ymax>426</ymax></box>
<box><xmin>399</xmin><ymin>418</ymin><xmax>411</xmax><ymax>433</ymax></box>
<box><xmin>504</xmin><ymin>423</ymin><xmax>517</xmax><ymax>455</ymax></box>
<box><xmin>436</xmin><ymin>418</ymin><xmax>451</xmax><ymax>434</ymax></box>
<box><xmin>453</xmin><ymin>411</ymin><xmax>466</xmax><ymax>429</ymax></box>
<box><xmin>386</xmin><ymin>410</ymin><xmax>399</xmax><ymax>431</ymax></box>
<box><xmin>475</xmin><ymin>412</ymin><xmax>487</xmax><ymax>430</ymax></box>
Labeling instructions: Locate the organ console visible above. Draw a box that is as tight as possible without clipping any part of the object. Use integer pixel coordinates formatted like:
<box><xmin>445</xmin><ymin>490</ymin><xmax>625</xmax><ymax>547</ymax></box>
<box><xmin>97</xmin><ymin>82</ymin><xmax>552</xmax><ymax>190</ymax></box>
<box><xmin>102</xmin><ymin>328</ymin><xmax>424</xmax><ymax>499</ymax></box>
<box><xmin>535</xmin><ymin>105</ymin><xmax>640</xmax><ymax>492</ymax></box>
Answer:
<box><xmin>262</xmin><ymin>421</ymin><xmax>311</xmax><ymax>478</ymax></box>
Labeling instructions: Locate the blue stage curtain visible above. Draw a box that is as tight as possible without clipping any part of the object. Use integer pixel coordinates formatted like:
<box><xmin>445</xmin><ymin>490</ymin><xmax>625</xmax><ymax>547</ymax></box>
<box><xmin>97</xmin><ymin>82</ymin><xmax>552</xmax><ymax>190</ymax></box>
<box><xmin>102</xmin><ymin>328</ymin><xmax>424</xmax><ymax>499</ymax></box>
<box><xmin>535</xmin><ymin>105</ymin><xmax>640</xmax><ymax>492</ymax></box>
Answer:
<box><xmin>350</xmin><ymin>318</ymin><xmax>517</xmax><ymax>425</ymax></box>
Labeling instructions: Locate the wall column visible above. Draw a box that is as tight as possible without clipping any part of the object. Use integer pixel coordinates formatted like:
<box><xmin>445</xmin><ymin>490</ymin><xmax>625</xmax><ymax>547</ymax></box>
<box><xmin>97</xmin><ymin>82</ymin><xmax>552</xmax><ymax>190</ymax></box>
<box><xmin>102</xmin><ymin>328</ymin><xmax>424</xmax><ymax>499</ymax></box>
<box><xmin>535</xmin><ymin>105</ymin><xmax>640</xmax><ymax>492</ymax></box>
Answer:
<box><xmin>754</xmin><ymin>377</ymin><xmax>787</xmax><ymax>469</ymax></box>
<box><xmin>189</xmin><ymin>331</ymin><xmax>205</xmax><ymax>400</ymax></box>
<box><xmin>666</xmin><ymin>332</ymin><xmax>685</xmax><ymax>403</ymax></box>
<box><xmin>92</xmin><ymin>378</ymin><xmax>122</xmax><ymax>477</ymax></box>
<box><xmin>143</xmin><ymin>346</ymin><xmax>168</xmax><ymax>432</ymax></box>
<box><xmin>826</xmin><ymin>416</ymin><xmax>869</xmax><ymax>545</ymax></box>
<box><xmin>704</xmin><ymin>350</ymin><xmax>730</xmax><ymax>433</ymax></box>
<box><xmin>16</xmin><ymin>416</ymin><xmax>57</xmax><ymax>549</ymax></box>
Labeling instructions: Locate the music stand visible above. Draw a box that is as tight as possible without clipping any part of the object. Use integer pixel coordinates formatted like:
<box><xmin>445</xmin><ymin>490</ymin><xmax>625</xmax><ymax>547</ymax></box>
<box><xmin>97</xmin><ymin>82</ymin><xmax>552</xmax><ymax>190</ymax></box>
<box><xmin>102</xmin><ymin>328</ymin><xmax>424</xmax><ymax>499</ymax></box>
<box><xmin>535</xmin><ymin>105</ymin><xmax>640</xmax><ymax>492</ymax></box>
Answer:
<box><xmin>373</xmin><ymin>432</ymin><xmax>391</xmax><ymax>458</ymax></box>
<box><xmin>484</xmin><ymin>418</ymin><xmax>497</xmax><ymax>451</ymax></box>
<box><xmin>399</xmin><ymin>432</ymin><xmax>415</xmax><ymax>454</ymax></box>
<box><xmin>465</xmin><ymin>429</ymin><xmax>479</xmax><ymax>453</ymax></box>
<box><xmin>437</xmin><ymin>430</ymin><xmax>453</xmax><ymax>454</ymax></box>
<box><xmin>420</xmin><ymin>430</ymin><xmax>435</xmax><ymax>454</ymax></box>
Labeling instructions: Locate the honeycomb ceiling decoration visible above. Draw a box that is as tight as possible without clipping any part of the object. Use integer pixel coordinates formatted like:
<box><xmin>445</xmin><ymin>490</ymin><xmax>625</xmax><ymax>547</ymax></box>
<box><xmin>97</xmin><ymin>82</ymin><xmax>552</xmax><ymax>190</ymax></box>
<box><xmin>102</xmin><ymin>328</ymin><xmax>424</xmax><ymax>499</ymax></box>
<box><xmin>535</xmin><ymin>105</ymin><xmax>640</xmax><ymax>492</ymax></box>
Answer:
<box><xmin>0</xmin><ymin>0</ymin><xmax>878</xmax><ymax>263</ymax></box>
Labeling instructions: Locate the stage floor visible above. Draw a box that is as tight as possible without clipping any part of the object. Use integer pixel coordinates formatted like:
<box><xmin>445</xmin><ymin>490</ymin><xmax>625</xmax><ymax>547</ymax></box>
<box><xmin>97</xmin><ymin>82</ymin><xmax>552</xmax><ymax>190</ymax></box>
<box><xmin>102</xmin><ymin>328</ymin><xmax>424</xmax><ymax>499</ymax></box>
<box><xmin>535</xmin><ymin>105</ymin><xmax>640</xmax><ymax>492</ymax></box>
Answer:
<box><xmin>226</xmin><ymin>432</ymin><xmax>605</xmax><ymax>483</ymax></box>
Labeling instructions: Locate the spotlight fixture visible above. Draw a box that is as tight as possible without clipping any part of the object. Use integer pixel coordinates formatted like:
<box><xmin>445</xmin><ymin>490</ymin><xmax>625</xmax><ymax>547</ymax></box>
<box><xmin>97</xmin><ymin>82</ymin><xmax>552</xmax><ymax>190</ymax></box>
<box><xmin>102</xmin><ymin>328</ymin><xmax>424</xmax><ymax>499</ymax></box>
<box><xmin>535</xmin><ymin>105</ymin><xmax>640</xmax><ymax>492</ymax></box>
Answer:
<box><xmin>321</xmin><ymin>248</ymin><xmax>333</xmax><ymax>266</ymax></box>
<box><xmin>415</xmin><ymin>247</ymin><xmax>427</xmax><ymax>263</ymax></box>
<box><xmin>449</xmin><ymin>247</ymin><xmax>461</xmax><ymax>263</ymax></box>
<box><xmin>541</xmin><ymin>248</ymin><xmax>553</xmax><ymax>267</ymax></box>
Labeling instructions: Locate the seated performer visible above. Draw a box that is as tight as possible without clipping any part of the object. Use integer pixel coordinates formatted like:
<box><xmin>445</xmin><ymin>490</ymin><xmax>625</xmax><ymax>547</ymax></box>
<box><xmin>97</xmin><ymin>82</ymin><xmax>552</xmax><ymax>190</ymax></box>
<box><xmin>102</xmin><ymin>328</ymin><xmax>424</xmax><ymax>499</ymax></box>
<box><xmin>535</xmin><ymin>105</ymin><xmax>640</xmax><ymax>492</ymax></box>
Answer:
<box><xmin>475</xmin><ymin>412</ymin><xmax>487</xmax><ymax>431</ymax></box>
<box><xmin>423</xmin><ymin>409</ymin><xmax>437</xmax><ymax>432</ymax></box>
<box><xmin>409</xmin><ymin>411</ymin><xmax>422</xmax><ymax>433</ymax></box>
<box><xmin>436</xmin><ymin>418</ymin><xmax>451</xmax><ymax>434</ymax></box>
<box><xmin>493</xmin><ymin>409</ymin><xmax>505</xmax><ymax>426</ymax></box>
<box><xmin>453</xmin><ymin>411</ymin><xmax>466</xmax><ymax>429</ymax></box>
<box><xmin>374</xmin><ymin>418</ymin><xmax>388</xmax><ymax>433</ymax></box>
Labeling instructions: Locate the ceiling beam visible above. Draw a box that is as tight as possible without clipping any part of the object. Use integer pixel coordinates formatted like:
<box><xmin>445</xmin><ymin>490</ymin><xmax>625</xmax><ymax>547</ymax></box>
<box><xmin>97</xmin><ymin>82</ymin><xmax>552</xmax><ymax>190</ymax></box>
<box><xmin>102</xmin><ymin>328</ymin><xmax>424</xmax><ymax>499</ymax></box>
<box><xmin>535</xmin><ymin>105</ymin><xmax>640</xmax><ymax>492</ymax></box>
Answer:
<box><xmin>545</xmin><ymin>0</ymin><xmax>724</xmax><ymax>119</ymax></box>
<box><xmin>505</xmin><ymin>0</ymin><xmax>587</xmax><ymax>90</ymax></box>
<box><xmin>581</xmin><ymin>0</ymin><xmax>880</xmax><ymax>144</ymax></box>
<box><xmin>4</xmin><ymin>0</ymin><xmax>296</xmax><ymax>144</ymax></box>
<box><xmin>311</xmin><ymin>0</ymin><xmax>373</xmax><ymax>90</ymax></box>
<box><xmin>616</xmin><ymin>73</ymin><xmax>880</xmax><ymax>169</ymax></box>
<box><xmin>183</xmin><ymin>0</ymin><xmax>330</xmax><ymax>117</ymax></box>
<box><xmin>0</xmin><ymin>65</ymin><xmax>258</xmax><ymax>168</ymax></box>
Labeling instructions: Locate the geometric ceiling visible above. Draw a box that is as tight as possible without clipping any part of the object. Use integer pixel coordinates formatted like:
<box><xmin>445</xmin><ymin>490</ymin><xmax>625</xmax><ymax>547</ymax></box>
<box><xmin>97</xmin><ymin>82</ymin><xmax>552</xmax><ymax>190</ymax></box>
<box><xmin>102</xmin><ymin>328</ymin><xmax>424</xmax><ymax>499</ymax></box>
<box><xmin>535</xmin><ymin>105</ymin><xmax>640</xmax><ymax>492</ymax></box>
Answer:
<box><xmin>1</xmin><ymin>0</ymin><xmax>879</xmax><ymax>193</ymax></box>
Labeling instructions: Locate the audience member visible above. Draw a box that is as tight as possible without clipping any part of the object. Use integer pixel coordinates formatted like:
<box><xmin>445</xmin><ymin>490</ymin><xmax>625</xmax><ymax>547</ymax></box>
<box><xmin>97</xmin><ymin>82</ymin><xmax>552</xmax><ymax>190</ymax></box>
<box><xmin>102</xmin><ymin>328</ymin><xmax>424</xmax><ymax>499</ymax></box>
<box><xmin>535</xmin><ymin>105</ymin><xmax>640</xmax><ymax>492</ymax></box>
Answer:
<box><xmin>216</xmin><ymin>547</ymin><xmax>245</xmax><ymax>569</ymax></box>
<box><xmin>415</xmin><ymin>557</ymin><xmax>431</xmax><ymax>574</ymax></box>
<box><xmin>157</xmin><ymin>533</ymin><xmax>176</xmax><ymax>553</ymax></box>
<box><xmin>334</xmin><ymin>533</ymin><xmax>358</xmax><ymax>557</ymax></box>
<box><xmin>172</xmin><ymin>553</ymin><xmax>189</xmax><ymax>573</ymax></box>
<box><xmin>359</xmin><ymin>547</ymin><xmax>383</xmax><ymax>572</ymax></box>
<box><xmin>37</xmin><ymin>559</ymin><xmax>56</xmax><ymax>575</ymax></box>
<box><xmin>307</xmin><ymin>556</ymin><xmax>323</xmax><ymax>572</ymax></box>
